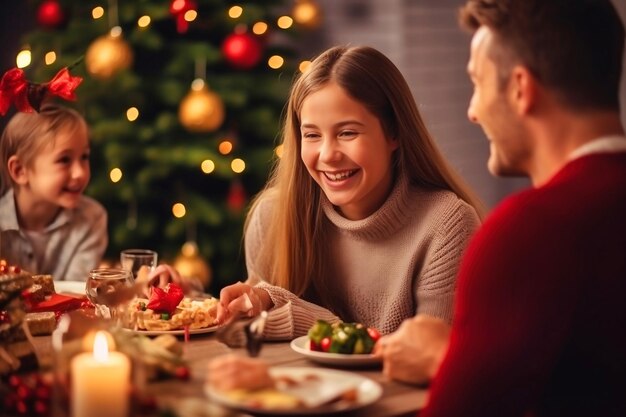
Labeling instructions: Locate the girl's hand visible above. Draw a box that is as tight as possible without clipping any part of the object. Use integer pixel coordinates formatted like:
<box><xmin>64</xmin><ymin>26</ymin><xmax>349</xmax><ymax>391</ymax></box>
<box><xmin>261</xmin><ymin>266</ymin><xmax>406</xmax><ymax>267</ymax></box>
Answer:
<box><xmin>216</xmin><ymin>282</ymin><xmax>273</xmax><ymax>324</ymax></box>
<box><xmin>207</xmin><ymin>354</ymin><xmax>274</xmax><ymax>391</ymax></box>
<box><xmin>141</xmin><ymin>264</ymin><xmax>203</xmax><ymax>296</ymax></box>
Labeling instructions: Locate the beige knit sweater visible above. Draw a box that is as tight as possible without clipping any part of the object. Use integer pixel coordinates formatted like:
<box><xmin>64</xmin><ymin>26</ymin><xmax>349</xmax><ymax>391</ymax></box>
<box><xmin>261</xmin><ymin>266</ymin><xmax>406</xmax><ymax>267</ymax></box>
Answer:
<box><xmin>245</xmin><ymin>176</ymin><xmax>480</xmax><ymax>340</ymax></box>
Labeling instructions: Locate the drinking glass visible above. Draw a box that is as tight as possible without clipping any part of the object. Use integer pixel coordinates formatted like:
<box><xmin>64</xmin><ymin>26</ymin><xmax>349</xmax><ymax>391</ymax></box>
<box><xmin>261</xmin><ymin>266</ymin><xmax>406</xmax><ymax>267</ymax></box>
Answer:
<box><xmin>120</xmin><ymin>249</ymin><xmax>158</xmax><ymax>281</ymax></box>
<box><xmin>85</xmin><ymin>268</ymin><xmax>133</xmax><ymax>320</ymax></box>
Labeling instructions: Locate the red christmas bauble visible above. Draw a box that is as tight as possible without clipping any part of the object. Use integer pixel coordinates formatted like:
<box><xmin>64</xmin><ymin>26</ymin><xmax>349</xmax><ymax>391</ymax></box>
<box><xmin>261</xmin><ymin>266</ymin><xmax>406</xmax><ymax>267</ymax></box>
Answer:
<box><xmin>227</xmin><ymin>181</ymin><xmax>247</xmax><ymax>212</ymax></box>
<box><xmin>221</xmin><ymin>33</ymin><xmax>263</xmax><ymax>69</ymax></box>
<box><xmin>37</xmin><ymin>0</ymin><xmax>67</xmax><ymax>30</ymax></box>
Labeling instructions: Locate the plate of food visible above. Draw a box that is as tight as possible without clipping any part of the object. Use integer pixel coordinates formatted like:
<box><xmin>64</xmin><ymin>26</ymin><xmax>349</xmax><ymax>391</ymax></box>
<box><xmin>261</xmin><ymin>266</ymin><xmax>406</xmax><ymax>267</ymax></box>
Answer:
<box><xmin>204</xmin><ymin>367</ymin><xmax>382</xmax><ymax>415</ymax></box>
<box><xmin>124</xmin><ymin>284</ymin><xmax>220</xmax><ymax>336</ymax></box>
<box><xmin>290</xmin><ymin>320</ymin><xmax>382</xmax><ymax>367</ymax></box>
<box><xmin>131</xmin><ymin>325</ymin><xmax>220</xmax><ymax>336</ymax></box>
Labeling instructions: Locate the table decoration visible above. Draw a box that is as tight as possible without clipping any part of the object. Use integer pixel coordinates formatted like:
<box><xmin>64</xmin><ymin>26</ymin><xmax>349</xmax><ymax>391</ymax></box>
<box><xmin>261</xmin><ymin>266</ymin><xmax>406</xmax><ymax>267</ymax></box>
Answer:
<box><xmin>1</xmin><ymin>261</ymin><xmax>39</xmax><ymax>375</ymax></box>
<box><xmin>71</xmin><ymin>330</ymin><xmax>130</xmax><ymax>417</ymax></box>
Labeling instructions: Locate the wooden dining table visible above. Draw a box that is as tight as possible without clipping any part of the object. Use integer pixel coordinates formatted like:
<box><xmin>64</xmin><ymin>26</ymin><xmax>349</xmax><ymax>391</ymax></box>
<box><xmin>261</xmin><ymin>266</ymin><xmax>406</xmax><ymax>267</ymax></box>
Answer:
<box><xmin>34</xmin><ymin>330</ymin><xmax>428</xmax><ymax>417</ymax></box>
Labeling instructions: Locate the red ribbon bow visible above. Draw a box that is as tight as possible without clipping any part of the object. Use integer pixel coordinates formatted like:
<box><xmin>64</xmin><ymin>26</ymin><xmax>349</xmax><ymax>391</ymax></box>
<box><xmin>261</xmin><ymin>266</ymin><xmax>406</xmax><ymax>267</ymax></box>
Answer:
<box><xmin>0</xmin><ymin>67</ymin><xmax>82</xmax><ymax>116</ymax></box>
<box><xmin>46</xmin><ymin>68</ymin><xmax>82</xmax><ymax>101</ymax></box>
<box><xmin>147</xmin><ymin>283</ymin><xmax>185</xmax><ymax>315</ymax></box>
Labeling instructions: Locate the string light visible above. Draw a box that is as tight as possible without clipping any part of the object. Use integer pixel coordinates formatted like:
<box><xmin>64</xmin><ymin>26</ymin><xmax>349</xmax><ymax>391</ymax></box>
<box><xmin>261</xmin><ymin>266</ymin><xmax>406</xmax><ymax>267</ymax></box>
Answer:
<box><xmin>218</xmin><ymin>140</ymin><xmax>233</xmax><ymax>155</ymax></box>
<box><xmin>170</xmin><ymin>0</ymin><xmax>186</xmax><ymax>12</ymax></box>
<box><xmin>191</xmin><ymin>78</ymin><xmax>205</xmax><ymax>91</ymax></box>
<box><xmin>126</xmin><ymin>107</ymin><xmax>139</xmax><ymax>121</ymax></box>
<box><xmin>293</xmin><ymin>0</ymin><xmax>322</xmax><ymax>28</ymax></box>
<box><xmin>252</xmin><ymin>22</ymin><xmax>268</xmax><ymax>35</ymax></box>
<box><xmin>138</xmin><ymin>15</ymin><xmax>151</xmax><ymax>28</ymax></box>
<box><xmin>201</xmin><ymin>160</ymin><xmax>215</xmax><ymax>174</ymax></box>
<box><xmin>16</xmin><ymin>49</ymin><xmax>31</xmax><ymax>68</ymax></box>
<box><xmin>92</xmin><ymin>6</ymin><xmax>104</xmax><ymax>19</ymax></box>
<box><xmin>228</xmin><ymin>6</ymin><xmax>243</xmax><ymax>19</ymax></box>
<box><xmin>268</xmin><ymin>55</ymin><xmax>284</xmax><ymax>69</ymax></box>
<box><xmin>184</xmin><ymin>10</ymin><xmax>197</xmax><ymax>22</ymax></box>
<box><xmin>299</xmin><ymin>60</ymin><xmax>312</xmax><ymax>73</ymax></box>
<box><xmin>110</xmin><ymin>168</ymin><xmax>123</xmax><ymax>183</ymax></box>
<box><xmin>231</xmin><ymin>158</ymin><xmax>246</xmax><ymax>173</ymax></box>
<box><xmin>277</xmin><ymin>16</ymin><xmax>293</xmax><ymax>29</ymax></box>
<box><xmin>45</xmin><ymin>51</ymin><xmax>57</xmax><ymax>65</ymax></box>
<box><xmin>172</xmin><ymin>203</ymin><xmax>186</xmax><ymax>218</ymax></box>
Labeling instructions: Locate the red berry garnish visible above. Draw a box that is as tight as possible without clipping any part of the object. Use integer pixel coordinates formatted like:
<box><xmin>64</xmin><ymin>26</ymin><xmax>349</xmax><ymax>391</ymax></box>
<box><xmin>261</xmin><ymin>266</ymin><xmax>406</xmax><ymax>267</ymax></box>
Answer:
<box><xmin>16</xmin><ymin>385</ymin><xmax>32</xmax><ymax>400</ymax></box>
<box><xmin>320</xmin><ymin>336</ymin><xmax>332</xmax><ymax>352</ymax></box>
<box><xmin>35</xmin><ymin>385</ymin><xmax>51</xmax><ymax>400</ymax></box>
<box><xmin>174</xmin><ymin>366</ymin><xmax>190</xmax><ymax>380</ymax></box>
<box><xmin>34</xmin><ymin>400</ymin><xmax>48</xmax><ymax>415</ymax></box>
<box><xmin>16</xmin><ymin>400</ymin><xmax>28</xmax><ymax>414</ymax></box>
<box><xmin>367</xmin><ymin>327</ymin><xmax>381</xmax><ymax>343</ymax></box>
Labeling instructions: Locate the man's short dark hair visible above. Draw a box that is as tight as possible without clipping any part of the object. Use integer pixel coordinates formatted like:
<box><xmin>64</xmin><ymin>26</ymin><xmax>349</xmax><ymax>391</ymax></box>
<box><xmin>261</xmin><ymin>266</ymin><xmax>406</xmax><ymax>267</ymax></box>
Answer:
<box><xmin>459</xmin><ymin>0</ymin><xmax>625</xmax><ymax>111</ymax></box>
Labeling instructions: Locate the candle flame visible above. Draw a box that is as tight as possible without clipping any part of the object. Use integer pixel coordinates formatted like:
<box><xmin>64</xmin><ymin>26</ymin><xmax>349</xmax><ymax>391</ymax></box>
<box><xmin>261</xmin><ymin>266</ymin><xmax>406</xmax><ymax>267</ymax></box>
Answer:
<box><xmin>93</xmin><ymin>331</ymin><xmax>110</xmax><ymax>362</ymax></box>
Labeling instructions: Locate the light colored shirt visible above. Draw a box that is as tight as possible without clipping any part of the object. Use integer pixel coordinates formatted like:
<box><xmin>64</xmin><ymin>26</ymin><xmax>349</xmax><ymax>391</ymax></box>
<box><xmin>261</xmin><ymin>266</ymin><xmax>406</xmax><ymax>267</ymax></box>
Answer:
<box><xmin>568</xmin><ymin>134</ymin><xmax>626</xmax><ymax>160</ymax></box>
<box><xmin>0</xmin><ymin>189</ymin><xmax>108</xmax><ymax>281</ymax></box>
<box><xmin>245</xmin><ymin>175</ymin><xmax>481</xmax><ymax>340</ymax></box>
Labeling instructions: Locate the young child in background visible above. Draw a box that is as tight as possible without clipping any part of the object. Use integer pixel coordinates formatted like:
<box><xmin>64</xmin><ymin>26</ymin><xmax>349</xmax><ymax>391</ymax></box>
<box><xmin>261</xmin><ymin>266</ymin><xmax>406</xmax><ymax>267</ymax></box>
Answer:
<box><xmin>0</xmin><ymin>104</ymin><xmax>107</xmax><ymax>281</ymax></box>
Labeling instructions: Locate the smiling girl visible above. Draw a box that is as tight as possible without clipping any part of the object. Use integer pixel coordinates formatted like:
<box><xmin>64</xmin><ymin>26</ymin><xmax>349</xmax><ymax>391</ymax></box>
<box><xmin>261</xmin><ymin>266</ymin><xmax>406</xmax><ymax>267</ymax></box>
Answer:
<box><xmin>219</xmin><ymin>46</ymin><xmax>484</xmax><ymax>338</ymax></box>
<box><xmin>0</xmin><ymin>104</ymin><xmax>107</xmax><ymax>281</ymax></box>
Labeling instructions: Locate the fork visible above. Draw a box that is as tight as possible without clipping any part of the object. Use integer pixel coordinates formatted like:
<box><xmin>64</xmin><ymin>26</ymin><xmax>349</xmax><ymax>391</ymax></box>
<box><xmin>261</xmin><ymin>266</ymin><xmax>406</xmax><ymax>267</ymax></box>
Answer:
<box><xmin>215</xmin><ymin>311</ymin><xmax>268</xmax><ymax>357</ymax></box>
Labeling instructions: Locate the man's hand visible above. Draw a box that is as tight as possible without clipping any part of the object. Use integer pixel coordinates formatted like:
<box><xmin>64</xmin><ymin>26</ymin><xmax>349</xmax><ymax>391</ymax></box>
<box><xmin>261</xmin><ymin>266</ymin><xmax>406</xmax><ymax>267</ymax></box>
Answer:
<box><xmin>374</xmin><ymin>314</ymin><xmax>451</xmax><ymax>385</ymax></box>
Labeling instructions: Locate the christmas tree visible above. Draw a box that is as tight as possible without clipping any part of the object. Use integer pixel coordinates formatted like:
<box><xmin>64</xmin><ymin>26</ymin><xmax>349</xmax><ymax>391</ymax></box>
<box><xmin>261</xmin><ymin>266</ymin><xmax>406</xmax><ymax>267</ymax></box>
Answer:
<box><xmin>13</xmin><ymin>0</ymin><xmax>322</xmax><ymax>292</ymax></box>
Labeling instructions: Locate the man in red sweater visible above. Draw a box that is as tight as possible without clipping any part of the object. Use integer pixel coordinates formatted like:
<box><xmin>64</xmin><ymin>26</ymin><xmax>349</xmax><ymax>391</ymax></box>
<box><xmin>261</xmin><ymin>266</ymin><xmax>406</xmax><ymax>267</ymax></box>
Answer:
<box><xmin>376</xmin><ymin>1</ymin><xmax>626</xmax><ymax>416</ymax></box>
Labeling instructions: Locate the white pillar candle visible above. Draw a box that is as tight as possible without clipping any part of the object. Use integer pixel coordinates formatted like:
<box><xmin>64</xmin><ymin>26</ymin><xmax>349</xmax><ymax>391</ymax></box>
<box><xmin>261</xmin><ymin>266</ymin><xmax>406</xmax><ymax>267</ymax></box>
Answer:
<box><xmin>71</xmin><ymin>331</ymin><xmax>130</xmax><ymax>417</ymax></box>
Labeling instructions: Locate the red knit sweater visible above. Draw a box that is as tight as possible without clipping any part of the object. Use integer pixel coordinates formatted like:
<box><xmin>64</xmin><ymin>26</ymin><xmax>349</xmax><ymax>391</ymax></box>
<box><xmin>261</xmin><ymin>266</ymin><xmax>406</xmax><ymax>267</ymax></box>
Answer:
<box><xmin>421</xmin><ymin>152</ymin><xmax>626</xmax><ymax>417</ymax></box>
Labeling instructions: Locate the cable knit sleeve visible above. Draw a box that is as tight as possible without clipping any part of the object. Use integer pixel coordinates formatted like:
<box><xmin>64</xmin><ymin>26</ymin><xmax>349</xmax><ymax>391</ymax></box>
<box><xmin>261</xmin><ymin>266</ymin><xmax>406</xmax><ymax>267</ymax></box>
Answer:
<box><xmin>415</xmin><ymin>197</ymin><xmax>480</xmax><ymax>324</ymax></box>
<box><xmin>253</xmin><ymin>281</ymin><xmax>341</xmax><ymax>340</ymax></box>
<box><xmin>244</xmin><ymin>194</ymin><xmax>341</xmax><ymax>341</ymax></box>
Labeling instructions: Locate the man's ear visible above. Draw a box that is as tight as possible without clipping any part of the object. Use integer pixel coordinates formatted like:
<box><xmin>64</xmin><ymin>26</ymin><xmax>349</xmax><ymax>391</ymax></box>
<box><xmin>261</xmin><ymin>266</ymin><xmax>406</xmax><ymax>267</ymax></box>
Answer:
<box><xmin>7</xmin><ymin>155</ymin><xmax>29</xmax><ymax>186</ymax></box>
<box><xmin>509</xmin><ymin>65</ymin><xmax>537</xmax><ymax>115</ymax></box>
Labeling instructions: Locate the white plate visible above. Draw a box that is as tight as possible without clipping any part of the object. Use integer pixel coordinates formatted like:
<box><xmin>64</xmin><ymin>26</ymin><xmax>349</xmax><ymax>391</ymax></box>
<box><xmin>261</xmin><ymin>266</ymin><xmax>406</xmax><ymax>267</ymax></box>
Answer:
<box><xmin>290</xmin><ymin>336</ymin><xmax>382</xmax><ymax>367</ymax></box>
<box><xmin>128</xmin><ymin>325</ymin><xmax>220</xmax><ymax>336</ymax></box>
<box><xmin>205</xmin><ymin>367</ymin><xmax>382</xmax><ymax>415</ymax></box>
<box><xmin>54</xmin><ymin>281</ymin><xmax>86</xmax><ymax>295</ymax></box>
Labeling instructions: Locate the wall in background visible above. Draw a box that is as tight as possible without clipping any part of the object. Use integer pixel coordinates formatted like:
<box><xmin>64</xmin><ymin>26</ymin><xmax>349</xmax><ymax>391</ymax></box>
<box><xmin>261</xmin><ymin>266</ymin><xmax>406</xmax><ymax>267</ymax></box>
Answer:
<box><xmin>315</xmin><ymin>0</ymin><xmax>626</xmax><ymax>210</ymax></box>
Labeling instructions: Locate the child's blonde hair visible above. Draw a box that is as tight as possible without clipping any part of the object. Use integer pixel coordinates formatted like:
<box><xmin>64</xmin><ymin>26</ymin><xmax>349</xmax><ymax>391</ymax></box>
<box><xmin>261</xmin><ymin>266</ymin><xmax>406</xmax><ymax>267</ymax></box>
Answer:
<box><xmin>0</xmin><ymin>104</ymin><xmax>88</xmax><ymax>195</ymax></box>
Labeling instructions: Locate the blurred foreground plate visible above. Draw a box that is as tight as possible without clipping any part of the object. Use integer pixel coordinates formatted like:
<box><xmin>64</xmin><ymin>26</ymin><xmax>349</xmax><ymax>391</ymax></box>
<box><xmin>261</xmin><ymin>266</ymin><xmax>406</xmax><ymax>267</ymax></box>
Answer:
<box><xmin>205</xmin><ymin>367</ymin><xmax>382</xmax><ymax>415</ymax></box>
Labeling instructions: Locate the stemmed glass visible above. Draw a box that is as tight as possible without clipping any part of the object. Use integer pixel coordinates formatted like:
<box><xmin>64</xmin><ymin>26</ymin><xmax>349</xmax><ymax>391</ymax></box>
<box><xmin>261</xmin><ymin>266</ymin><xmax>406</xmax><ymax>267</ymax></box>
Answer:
<box><xmin>85</xmin><ymin>268</ymin><xmax>133</xmax><ymax>321</ymax></box>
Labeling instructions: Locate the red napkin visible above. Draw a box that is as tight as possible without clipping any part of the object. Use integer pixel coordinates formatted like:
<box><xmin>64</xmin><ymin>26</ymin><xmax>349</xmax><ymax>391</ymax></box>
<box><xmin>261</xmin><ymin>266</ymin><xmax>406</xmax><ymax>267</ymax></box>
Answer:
<box><xmin>147</xmin><ymin>283</ymin><xmax>184</xmax><ymax>315</ymax></box>
<box><xmin>30</xmin><ymin>293</ymin><xmax>89</xmax><ymax>313</ymax></box>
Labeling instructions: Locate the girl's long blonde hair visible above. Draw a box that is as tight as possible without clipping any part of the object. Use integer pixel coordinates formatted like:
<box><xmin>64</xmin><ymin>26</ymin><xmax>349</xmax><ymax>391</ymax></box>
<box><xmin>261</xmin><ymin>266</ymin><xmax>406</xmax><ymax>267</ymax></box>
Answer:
<box><xmin>246</xmin><ymin>45</ymin><xmax>484</xmax><ymax>307</ymax></box>
<box><xmin>1</xmin><ymin>104</ymin><xmax>87</xmax><ymax>195</ymax></box>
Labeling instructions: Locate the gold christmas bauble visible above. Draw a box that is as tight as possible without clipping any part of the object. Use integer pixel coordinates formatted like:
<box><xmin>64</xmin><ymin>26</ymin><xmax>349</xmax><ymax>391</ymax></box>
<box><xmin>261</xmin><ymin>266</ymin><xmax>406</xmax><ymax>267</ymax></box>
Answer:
<box><xmin>293</xmin><ymin>0</ymin><xmax>322</xmax><ymax>29</ymax></box>
<box><xmin>173</xmin><ymin>242</ymin><xmax>212</xmax><ymax>288</ymax></box>
<box><xmin>86</xmin><ymin>32</ymin><xmax>133</xmax><ymax>79</ymax></box>
<box><xmin>178</xmin><ymin>84</ymin><xmax>225</xmax><ymax>132</ymax></box>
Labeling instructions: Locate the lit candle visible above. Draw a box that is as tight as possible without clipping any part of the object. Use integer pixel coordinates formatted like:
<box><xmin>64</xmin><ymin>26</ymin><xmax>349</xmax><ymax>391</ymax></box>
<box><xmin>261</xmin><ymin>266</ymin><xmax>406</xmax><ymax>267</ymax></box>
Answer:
<box><xmin>71</xmin><ymin>331</ymin><xmax>130</xmax><ymax>417</ymax></box>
